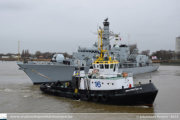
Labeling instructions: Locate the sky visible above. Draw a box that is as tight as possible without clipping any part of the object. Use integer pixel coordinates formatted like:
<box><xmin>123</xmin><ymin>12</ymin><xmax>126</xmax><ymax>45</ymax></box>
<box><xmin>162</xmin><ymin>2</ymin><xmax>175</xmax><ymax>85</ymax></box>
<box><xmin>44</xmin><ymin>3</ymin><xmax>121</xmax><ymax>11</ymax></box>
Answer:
<box><xmin>0</xmin><ymin>0</ymin><xmax>180</xmax><ymax>55</ymax></box>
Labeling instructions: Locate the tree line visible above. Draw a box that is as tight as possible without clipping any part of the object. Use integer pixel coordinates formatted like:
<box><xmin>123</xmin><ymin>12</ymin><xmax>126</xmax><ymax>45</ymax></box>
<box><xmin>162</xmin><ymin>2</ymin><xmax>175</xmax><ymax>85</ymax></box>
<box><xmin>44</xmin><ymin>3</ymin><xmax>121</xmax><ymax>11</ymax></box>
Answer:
<box><xmin>34</xmin><ymin>51</ymin><xmax>71</xmax><ymax>59</ymax></box>
<box><xmin>151</xmin><ymin>50</ymin><xmax>179</xmax><ymax>60</ymax></box>
<box><xmin>21</xmin><ymin>49</ymin><xmax>31</xmax><ymax>58</ymax></box>
<box><xmin>1</xmin><ymin>48</ymin><xmax>180</xmax><ymax>60</ymax></box>
<box><xmin>0</xmin><ymin>50</ymin><xmax>72</xmax><ymax>59</ymax></box>
<box><xmin>140</xmin><ymin>50</ymin><xmax>180</xmax><ymax>60</ymax></box>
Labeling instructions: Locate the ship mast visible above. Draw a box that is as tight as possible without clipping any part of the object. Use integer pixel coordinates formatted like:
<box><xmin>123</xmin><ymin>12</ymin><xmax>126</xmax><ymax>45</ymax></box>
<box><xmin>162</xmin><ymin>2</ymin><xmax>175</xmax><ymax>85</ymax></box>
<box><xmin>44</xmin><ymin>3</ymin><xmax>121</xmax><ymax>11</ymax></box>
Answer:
<box><xmin>97</xmin><ymin>27</ymin><xmax>111</xmax><ymax>61</ymax></box>
<box><xmin>18</xmin><ymin>41</ymin><xmax>20</xmax><ymax>61</ymax></box>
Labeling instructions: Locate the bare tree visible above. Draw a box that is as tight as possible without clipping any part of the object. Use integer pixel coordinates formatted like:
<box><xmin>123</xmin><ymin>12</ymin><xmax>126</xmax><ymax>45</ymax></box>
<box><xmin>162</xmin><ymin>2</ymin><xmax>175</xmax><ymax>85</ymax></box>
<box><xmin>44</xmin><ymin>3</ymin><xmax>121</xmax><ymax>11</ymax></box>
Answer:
<box><xmin>63</xmin><ymin>52</ymin><xmax>69</xmax><ymax>59</ymax></box>
<box><xmin>22</xmin><ymin>50</ymin><xmax>24</xmax><ymax>58</ymax></box>
<box><xmin>141</xmin><ymin>50</ymin><xmax>150</xmax><ymax>56</ymax></box>
<box><xmin>35</xmin><ymin>51</ymin><xmax>42</xmax><ymax>59</ymax></box>
<box><xmin>129</xmin><ymin>44</ymin><xmax>137</xmax><ymax>54</ymax></box>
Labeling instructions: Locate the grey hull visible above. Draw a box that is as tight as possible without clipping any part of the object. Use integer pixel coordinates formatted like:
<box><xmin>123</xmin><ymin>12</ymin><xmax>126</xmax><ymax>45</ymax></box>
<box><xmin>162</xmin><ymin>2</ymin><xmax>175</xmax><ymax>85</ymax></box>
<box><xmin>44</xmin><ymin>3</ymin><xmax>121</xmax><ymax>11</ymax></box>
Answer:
<box><xmin>18</xmin><ymin>64</ymin><xmax>76</xmax><ymax>84</ymax></box>
<box><xmin>119</xmin><ymin>65</ymin><xmax>159</xmax><ymax>74</ymax></box>
<box><xmin>18</xmin><ymin>63</ymin><xmax>159</xmax><ymax>84</ymax></box>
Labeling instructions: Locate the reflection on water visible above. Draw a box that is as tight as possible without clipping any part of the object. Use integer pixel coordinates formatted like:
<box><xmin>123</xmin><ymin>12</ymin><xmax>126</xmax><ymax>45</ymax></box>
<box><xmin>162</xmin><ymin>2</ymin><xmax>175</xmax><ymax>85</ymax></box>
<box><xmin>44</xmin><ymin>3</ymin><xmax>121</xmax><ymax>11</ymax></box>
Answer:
<box><xmin>0</xmin><ymin>61</ymin><xmax>180</xmax><ymax>113</ymax></box>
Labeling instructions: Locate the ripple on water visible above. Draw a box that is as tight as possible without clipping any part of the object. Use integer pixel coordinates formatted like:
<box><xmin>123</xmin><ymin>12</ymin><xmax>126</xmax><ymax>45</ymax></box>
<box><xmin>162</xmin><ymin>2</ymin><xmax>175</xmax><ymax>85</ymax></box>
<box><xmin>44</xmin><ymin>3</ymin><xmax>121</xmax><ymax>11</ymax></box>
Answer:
<box><xmin>4</xmin><ymin>89</ymin><xmax>12</xmax><ymax>92</ymax></box>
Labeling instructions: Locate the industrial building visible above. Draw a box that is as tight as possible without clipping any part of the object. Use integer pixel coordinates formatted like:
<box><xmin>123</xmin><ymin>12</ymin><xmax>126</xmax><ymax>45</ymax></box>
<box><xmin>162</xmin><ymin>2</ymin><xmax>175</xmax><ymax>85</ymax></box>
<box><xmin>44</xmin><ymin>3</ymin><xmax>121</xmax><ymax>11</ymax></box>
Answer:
<box><xmin>175</xmin><ymin>36</ymin><xmax>180</xmax><ymax>53</ymax></box>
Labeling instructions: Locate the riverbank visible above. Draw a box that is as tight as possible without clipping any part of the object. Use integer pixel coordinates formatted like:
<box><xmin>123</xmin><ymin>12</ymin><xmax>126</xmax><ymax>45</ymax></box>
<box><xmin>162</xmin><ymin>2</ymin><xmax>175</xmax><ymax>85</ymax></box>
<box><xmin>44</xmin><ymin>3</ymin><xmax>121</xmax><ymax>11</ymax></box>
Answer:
<box><xmin>160</xmin><ymin>62</ymin><xmax>180</xmax><ymax>66</ymax></box>
<box><xmin>152</xmin><ymin>60</ymin><xmax>180</xmax><ymax>65</ymax></box>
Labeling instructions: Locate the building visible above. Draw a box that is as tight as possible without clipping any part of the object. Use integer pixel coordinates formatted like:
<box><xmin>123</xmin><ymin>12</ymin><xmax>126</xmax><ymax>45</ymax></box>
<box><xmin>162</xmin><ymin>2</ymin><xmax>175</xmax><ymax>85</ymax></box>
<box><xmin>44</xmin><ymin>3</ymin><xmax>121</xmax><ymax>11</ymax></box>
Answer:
<box><xmin>11</xmin><ymin>55</ymin><xmax>21</xmax><ymax>59</ymax></box>
<box><xmin>39</xmin><ymin>56</ymin><xmax>44</xmax><ymax>59</ymax></box>
<box><xmin>0</xmin><ymin>56</ymin><xmax>10</xmax><ymax>58</ymax></box>
<box><xmin>175</xmin><ymin>36</ymin><xmax>180</xmax><ymax>53</ymax></box>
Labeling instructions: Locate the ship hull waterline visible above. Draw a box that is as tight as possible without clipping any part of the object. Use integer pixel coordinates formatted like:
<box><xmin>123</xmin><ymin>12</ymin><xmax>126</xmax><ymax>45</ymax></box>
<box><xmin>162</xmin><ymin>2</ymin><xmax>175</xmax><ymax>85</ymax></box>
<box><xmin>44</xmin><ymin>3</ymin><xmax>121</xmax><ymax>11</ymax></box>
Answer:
<box><xmin>40</xmin><ymin>83</ymin><xmax>158</xmax><ymax>106</ymax></box>
<box><xmin>18</xmin><ymin>64</ymin><xmax>159</xmax><ymax>84</ymax></box>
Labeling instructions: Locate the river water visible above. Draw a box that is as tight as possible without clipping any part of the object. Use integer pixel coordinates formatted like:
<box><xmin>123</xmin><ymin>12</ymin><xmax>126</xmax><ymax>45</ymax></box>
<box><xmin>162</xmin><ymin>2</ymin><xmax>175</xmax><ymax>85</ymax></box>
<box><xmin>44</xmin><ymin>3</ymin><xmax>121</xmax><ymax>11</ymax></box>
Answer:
<box><xmin>0</xmin><ymin>61</ymin><xmax>180</xmax><ymax>113</ymax></box>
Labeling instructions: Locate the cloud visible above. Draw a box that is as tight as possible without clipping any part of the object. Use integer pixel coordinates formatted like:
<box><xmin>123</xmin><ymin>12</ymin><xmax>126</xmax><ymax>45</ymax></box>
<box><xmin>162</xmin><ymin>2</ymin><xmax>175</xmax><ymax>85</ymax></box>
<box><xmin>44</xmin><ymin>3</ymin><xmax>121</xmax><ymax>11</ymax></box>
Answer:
<box><xmin>0</xmin><ymin>0</ymin><xmax>180</xmax><ymax>54</ymax></box>
<box><xmin>0</xmin><ymin>1</ymin><xmax>33</xmax><ymax>11</ymax></box>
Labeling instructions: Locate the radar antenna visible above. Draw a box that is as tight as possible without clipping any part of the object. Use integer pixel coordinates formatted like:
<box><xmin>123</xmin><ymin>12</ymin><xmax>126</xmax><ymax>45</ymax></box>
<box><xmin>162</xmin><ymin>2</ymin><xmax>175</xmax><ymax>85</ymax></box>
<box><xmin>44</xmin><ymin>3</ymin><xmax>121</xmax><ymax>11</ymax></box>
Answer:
<box><xmin>104</xmin><ymin>17</ymin><xmax>108</xmax><ymax>22</ymax></box>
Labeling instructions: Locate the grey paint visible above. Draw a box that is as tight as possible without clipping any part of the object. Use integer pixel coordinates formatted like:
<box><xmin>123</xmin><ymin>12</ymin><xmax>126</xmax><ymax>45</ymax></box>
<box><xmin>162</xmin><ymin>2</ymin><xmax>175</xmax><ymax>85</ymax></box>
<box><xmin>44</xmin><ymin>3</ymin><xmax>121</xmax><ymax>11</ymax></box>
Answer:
<box><xmin>18</xmin><ymin>19</ymin><xmax>159</xmax><ymax>84</ymax></box>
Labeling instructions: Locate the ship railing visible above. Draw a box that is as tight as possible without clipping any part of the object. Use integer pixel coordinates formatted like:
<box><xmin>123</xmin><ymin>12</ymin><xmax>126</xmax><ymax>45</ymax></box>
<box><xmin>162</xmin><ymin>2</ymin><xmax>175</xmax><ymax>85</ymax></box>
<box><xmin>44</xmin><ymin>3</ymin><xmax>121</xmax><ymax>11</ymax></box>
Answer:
<box><xmin>28</xmin><ymin>61</ymin><xmax>51</xmax><ymax>64</ymax></box>
<box><xmin>133</xmin><ymin>80</ymin><xmax>152</xmax><ymax>87</ymax></box>
<box><xmin>127</xmin><ymin>72</ymin><xmax>133</xmax><ymax>77</ymax></box>
<box><xmin>133</xmin><ymin>83</ymin><xmax>150</xmax><ymax>87</ymax></box>
<box><xmin>91</xmin><ymin>72</ymin><xmax>133</xmax><ymax>79</ymax></box>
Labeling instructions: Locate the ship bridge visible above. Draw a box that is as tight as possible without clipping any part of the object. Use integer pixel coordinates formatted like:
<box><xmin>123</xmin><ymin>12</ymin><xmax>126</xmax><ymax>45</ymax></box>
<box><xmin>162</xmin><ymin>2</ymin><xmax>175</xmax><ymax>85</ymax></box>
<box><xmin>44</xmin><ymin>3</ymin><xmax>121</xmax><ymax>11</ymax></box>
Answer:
<box><xmin>92</xmin><ymin>59</ymin><xmax>119</xmax><ymax>78</ymax></box>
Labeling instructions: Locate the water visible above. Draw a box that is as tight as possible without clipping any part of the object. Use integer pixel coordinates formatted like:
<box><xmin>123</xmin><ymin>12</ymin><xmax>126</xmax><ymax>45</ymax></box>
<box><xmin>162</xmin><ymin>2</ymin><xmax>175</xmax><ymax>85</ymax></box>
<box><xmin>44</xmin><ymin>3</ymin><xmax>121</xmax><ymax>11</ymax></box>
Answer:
<box><xmin>0</xmin><ymin>61</ymin><xmax>180</xmax><ymax>113</ymax></box>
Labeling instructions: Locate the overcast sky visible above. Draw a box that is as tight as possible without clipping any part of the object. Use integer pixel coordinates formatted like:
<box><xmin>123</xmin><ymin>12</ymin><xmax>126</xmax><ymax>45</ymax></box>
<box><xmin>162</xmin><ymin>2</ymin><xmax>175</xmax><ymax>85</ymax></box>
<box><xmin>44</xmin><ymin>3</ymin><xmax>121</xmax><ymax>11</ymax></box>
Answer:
<box><xmin>0</xmin><ymin>0</ymin><xmax>180</xmax><ymax>54</ymax></box>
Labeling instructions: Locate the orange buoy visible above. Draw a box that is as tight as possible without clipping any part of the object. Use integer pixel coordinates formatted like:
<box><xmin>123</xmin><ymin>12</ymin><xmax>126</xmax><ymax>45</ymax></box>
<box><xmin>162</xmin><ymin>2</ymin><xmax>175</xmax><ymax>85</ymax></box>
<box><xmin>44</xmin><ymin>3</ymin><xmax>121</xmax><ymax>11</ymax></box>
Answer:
<box><xmin>123</xmin><ymin>73</ymin><xmax>128</xmax><ymax>77</ymax></box>
<box><xmin>94</xmin><ymin>69</ymin><xmax>97</xmax><ymax>73</ymax></box>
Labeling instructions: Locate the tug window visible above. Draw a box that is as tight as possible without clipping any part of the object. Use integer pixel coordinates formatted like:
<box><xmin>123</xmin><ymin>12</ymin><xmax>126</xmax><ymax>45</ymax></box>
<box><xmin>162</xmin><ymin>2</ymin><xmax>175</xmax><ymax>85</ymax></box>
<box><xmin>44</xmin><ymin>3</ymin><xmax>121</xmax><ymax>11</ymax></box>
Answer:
<box><xmin>93</xmin><ymin>64</ymin><xmax>96</xmax><ymax>68</ymax></box>
<box><xmin>113</xmin><ymin>64</ymin><xmax>116</xmax><ymax>72</ymax></box>
<box><xmin>105</xmin><ymin>64</ymin><xmax>109</xmax><ymax>69</ymax></box>
<box><xmin>100</xmin><ymin>64</ymin><xmax>104</xmax><ymax>69</ymax></box>
<box><xmin>97</xmin><ymin>64</ymin><xmax>99</xmax><ymax>68</ymax></box>
<box><xmin>110</xmin><ymin>64</ymin><xmax>113</xmax><ymax>69</ymax></box>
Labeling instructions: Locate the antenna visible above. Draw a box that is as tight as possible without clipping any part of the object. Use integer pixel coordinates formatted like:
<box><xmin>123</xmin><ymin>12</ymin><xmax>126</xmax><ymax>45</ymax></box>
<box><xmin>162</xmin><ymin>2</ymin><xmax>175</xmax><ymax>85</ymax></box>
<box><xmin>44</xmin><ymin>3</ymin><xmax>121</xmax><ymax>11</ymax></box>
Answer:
<box><xmin>97</xmin><ymin>24</ymin><xmax>100</xmax><ymax>50</ymax></box>
<box><xmin>18</xmin><ymin>41</ymin><xmax>20</xmax><ymax>61</ymax></box>
<box><xmin>128</xmin><ymin>34</ymin><xmax>130</xmax><ymax>45</ymax></box>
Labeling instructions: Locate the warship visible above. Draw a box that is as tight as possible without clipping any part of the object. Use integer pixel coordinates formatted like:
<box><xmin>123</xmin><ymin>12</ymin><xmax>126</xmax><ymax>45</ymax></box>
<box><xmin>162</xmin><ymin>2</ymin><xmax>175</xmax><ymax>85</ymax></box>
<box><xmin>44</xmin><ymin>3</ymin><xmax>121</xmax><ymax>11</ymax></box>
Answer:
<box><xmin>18</xmin><ymin>18</ymin><xmax>159</xmax><ymax>84</ymax></box>
<box><xmin>40</xmin><ymin>30</ymin><xmax>158</xmax><ymax>106</ymax></box>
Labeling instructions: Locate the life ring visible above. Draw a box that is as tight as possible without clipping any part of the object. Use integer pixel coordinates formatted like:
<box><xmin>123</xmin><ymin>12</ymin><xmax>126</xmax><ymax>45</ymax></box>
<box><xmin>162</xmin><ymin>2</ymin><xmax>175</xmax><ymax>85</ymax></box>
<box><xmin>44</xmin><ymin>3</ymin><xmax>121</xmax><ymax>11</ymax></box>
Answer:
<box><xmin>93</xmin><ymin>69</ymin><xmax>97</xmax><ymax>73</ymax></box>
<box><xmin>85</xmin><ymin>94</ymin><xmax>91</xmax><ymax>101</ymax></box>
<box><xmin>73</xmin><ymin>94</ymin><xmax>79</xmax><ymax>100</ymax></box>
<box><xmin>101</xmin><ymin>94</ymin><xmax>108</xmax><ymax>101</ymax></box>
<box><xmin>93</xmin><ymin>94</ymin><xmax>99</xmax><ymax>101</ymax></box>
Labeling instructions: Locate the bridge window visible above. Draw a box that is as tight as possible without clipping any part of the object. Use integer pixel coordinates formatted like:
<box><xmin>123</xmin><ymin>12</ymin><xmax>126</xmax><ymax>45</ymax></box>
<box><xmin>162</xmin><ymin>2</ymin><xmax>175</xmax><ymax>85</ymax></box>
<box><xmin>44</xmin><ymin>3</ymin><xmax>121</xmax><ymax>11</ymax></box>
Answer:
<box><xmin>105</xmin><ymin>64</ymin><xmax>109</xmax><ymax>69</ymax></box>
<box><xmin>110</xmin><ymin>64</ymin><xmax>113</xmax><ymax>69</ymax></box>
<box><xmin>97</xmin><ymin>64</ymin><xmax>99</xmax><ymax>68</ymax></box>
<box><xmin>93</xmin><ymin>64</ymin><xmax>96</xmax><ymax>68</ymax></box>
<box><xmin>113</xmin><ymin>64</ymin><xmax>116</xmax><ymax>71</ymax></box>
<box><xmin>100</xmin><ymin>64</ymin><xmax>104</xmax><ymax>69</ymax></box>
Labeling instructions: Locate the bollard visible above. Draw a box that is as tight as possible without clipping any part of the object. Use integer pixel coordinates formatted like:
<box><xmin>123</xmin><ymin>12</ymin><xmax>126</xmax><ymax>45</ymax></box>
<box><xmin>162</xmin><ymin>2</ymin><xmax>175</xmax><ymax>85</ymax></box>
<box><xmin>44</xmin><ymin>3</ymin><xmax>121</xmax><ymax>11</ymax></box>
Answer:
<box><xmin>122</xmin><ymin>86</ymin><xmax>124</xmax><ymax>89</ymax></box>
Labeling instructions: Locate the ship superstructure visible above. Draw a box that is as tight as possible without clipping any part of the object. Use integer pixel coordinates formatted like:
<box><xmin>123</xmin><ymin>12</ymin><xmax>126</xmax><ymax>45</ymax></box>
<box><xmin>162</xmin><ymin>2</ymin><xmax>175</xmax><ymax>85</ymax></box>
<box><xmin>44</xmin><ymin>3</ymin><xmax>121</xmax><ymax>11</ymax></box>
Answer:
<box><xmin>18</xmin><ymin>18</ymin><xmax>159</xmax><ymax>84</ymax></box>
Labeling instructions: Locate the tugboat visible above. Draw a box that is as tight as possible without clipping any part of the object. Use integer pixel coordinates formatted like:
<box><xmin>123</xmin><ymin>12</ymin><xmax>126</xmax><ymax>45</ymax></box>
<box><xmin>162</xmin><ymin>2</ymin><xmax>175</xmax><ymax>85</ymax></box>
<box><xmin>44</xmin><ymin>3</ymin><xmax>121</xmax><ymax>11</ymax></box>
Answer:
<box><xmin>40</xmin><ymin>27</ymin><xmax>158</xmax><ymax>106</ymax></box>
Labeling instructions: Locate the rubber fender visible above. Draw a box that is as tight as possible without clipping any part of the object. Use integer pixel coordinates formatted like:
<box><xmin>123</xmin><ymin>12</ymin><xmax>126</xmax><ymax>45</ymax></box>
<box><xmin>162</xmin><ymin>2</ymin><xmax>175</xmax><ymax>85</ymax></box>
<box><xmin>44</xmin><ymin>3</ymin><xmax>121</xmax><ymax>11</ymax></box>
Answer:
<box><xmin>93</xmin><ymin>94</ymin><xmax>99</xmax><ymax>101</ymax></box>
<box><xmin>101</xmin><ymin>94</ymin><xmax>108</xmax><ymax>101</ymax></box>
<box><xmin>85</xmin><ymin>94</ymin><xmax>91</xmax><ymax>100</ymax></box>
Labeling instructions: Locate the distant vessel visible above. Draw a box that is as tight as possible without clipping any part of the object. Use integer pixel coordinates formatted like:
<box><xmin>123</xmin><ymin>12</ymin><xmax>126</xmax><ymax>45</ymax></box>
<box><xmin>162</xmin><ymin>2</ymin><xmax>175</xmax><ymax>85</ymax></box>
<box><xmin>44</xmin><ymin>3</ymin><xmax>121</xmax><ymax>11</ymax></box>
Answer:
<box><xmin>18</xmin><ymin>18</ymin><xmax>159</xmax><ymax>84</ymax></box>
<box><xmin>40</xmin><ymin>31</ymin><xmax>158</xmax><ymax>106</ymax></box>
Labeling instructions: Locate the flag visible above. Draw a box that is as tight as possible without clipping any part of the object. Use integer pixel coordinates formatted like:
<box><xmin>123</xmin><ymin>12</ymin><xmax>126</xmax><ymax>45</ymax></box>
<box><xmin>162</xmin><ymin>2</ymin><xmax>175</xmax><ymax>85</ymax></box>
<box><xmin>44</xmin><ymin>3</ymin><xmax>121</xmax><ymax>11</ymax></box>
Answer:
<box><xmin>120</xmin><ymin>38</ymin><xmax>121</xmax><ymax>41</ymax></box>
<box><xmin>75</xmin><ymin>71</ymin><xmax>80</xmax><ymax>76</ymax></box>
